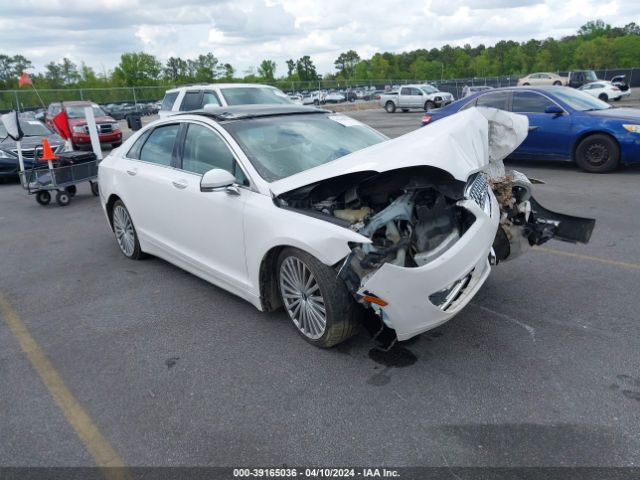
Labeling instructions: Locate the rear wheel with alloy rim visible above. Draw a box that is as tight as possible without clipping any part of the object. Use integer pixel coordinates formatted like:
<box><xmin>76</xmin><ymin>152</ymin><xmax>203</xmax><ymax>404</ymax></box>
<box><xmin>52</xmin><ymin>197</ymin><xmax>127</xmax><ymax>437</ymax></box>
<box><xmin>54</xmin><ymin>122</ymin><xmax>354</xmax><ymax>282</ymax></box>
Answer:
<box><xmin>112</xmin><ymin>200</ymin><xmax>145</xmax><ymax>259</ymax></box>
<box><xmin>277</xmin><ymin>248</ymin><xmax>360</xmax><ymax>348</ymax></box>
<box><xmin>575</xmin><ymin>134</ymin><xmax>619</xmax><ymax>173</ymax></box>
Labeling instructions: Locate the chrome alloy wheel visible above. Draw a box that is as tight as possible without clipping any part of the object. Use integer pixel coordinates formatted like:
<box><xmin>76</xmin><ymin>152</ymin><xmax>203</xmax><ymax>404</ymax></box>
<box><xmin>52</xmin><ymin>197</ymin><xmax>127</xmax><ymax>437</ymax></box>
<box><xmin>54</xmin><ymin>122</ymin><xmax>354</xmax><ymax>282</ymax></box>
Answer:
<box><xmin>279</xmin><ymin>256</ymin><xmax>327</xmax><ymax>339</ymax></box>
<box><xmin>112</xmin><ymin>205</ymin><xmax>136</xmax><ymax>257</ymax></box>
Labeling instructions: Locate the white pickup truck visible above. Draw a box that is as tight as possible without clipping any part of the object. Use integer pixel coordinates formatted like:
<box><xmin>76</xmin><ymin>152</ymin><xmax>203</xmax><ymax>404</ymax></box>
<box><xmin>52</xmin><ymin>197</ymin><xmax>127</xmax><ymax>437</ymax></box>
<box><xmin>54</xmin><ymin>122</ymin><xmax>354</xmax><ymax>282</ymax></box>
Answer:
<box><xmin>378</xmin><ymin>84</ymin><xmax>454</xmax><ymax>113</ymax></box>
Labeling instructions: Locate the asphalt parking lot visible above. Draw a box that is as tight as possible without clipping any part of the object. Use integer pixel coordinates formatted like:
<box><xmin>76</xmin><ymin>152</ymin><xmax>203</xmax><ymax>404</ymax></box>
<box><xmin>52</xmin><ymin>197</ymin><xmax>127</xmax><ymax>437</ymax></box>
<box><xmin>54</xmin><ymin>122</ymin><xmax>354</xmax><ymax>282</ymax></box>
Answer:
<box><xmin>1</xmin><ymin>107</ymin><xmax>639</xmax><ymax>470</ymax></box>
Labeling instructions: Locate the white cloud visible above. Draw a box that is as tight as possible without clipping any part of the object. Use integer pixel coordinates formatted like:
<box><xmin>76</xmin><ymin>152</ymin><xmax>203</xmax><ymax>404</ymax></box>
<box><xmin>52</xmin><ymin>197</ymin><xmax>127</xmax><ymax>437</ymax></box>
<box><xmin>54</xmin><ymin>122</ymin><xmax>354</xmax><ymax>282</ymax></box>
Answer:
<box><xmin>0</xmin><ymin>0</ymin><xmax>638</xmax><ymax>77</ymax></box>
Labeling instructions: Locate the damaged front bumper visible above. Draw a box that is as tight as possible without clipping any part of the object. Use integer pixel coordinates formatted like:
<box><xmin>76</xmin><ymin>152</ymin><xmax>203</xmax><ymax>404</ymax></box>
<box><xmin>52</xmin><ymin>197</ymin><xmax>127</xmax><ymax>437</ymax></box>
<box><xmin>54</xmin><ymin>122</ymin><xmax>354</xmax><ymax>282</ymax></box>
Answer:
<box><xmin>349</xmin><ymin>194</ymin><xmax>499</xmax><ymax>341</ymax></box>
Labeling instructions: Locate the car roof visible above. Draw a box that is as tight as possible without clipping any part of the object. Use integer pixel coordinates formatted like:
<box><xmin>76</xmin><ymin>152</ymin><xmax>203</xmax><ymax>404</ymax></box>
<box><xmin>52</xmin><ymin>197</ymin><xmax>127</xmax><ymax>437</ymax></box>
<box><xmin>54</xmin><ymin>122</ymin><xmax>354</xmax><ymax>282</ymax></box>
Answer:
<box><xmin>166</xmin><ymin>83</ymin><xmax>280</xmax><ymax>93</ymax></box>
<box><xmin>177</xmin><ymin>104</ymin><xmax>329</xmax><ymax>122</ymax></box>
<box><xmin>61</xmin><ymin>101</ymin><xmax>96</xmax><ymax>106</ymax></box>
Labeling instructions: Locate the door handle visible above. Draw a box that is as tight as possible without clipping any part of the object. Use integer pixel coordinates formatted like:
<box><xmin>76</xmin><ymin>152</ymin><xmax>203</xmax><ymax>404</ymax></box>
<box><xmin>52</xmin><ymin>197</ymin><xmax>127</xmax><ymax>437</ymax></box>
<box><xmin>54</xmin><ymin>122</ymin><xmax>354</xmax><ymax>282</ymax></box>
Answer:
<box><xmin>528</xmin><ymin>126</ymin><xmax>539</xmax><ymax>131</ymax></box>
<box><xmin>126</xmin><ymin>168</ymin><xmax>137</xmax><ymax>176</ymax></box>
<box><xmin>172</xmin><ymin>179</ymin><xmax>188</xmax><ymax>190</ymax></box>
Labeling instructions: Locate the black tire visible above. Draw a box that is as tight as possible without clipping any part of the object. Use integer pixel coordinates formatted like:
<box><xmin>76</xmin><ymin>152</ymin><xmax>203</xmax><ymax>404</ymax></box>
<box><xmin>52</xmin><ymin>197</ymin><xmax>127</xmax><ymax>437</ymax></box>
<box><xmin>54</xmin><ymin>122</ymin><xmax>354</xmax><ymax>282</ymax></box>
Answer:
<box><xmin>598</xmin><ymin>93</ymin><xmax>608</xmax><ymax>101</ymax></box>
<box><xmin>65</xmin><ymin>185</ymin><xmax>77</xmax><ymax>197</ymax></box>
<box><xmin>575</xmin><ymin>134</ymin><xmax>619</xmax><ymax>173</ymax></box>
<box><xmin>614</xmin><ymin>97</ymin><xmax>621</xmax><ymax>101</ymax></box>
<box><xmin>111</xmin><ymin>141</ymin><xmax>122</xmax><ymax>148</ymax></box>
<box><xmin>424</xmin><ymin>100</ymin><xmax>435</xmax><ymax>111</ymax></box>
<box><xmin>35</xmin><ymin>190</ymin><xmax>51</xmax><ymax>206</ymax></box>
<box><xmin>553</xmin><ymin>81</ymin><xmax>562</xmax><ymax>86</ymax></box>
<box><xmin>385</xmin><ymin>101</ymin><xmax>396</xmax><ymax>113</ymax></box>
<box><xmin>90</xmin><ymin>181</ymin><xmax>99</xmax><ymax>196</ymax></box>
<box><xmin>277</xmin><ymin>247</ymin><xmax>360</xmax><ymax>348</ymax></box>
<box><xmin>313</xmin><ymin>99</ymin><xmax>319</xmax><ymax>106</ymax></box>
<box><xmin>523</xmin><ymin>83</ymin><xmax>530</xmax><ymax>86</ymax></box>
<box><xmin>56</xmin><ymin>190</ymin><xmax>71</xmax><ymax>206</ymax></box>
<box><xmin>401</xmin><ymin>108</ymin><xmax>409</xmax><ymax>112</ymax></box>
<box><xmin>111</xmin><ymin>200</ymin><xmax>145</xmax><ymax>259</ymax></box>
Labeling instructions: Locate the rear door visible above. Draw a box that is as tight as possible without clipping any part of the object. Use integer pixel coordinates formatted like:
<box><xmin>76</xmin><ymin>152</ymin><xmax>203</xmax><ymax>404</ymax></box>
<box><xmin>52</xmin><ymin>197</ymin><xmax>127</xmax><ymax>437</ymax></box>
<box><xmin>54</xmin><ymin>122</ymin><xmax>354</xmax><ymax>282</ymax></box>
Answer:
<box><xmin>118</xmin><ymin>123</ymin><xmax>182</xmax><ymax>248</ymax></box>
<box><xmin>510</xmin><ymin>91</ymin><xmax>573</xmax><ymax>159</ymax></box>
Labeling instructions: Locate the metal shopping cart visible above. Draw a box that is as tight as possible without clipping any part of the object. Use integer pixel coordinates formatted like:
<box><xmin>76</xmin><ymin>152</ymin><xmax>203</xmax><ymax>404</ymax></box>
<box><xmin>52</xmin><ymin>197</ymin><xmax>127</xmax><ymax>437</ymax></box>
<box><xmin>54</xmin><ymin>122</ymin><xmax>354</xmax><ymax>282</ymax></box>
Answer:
<box><xmin>18</xmin><ymin>149</ymin><xmax>100</xmax><ymax>207</ymax></box>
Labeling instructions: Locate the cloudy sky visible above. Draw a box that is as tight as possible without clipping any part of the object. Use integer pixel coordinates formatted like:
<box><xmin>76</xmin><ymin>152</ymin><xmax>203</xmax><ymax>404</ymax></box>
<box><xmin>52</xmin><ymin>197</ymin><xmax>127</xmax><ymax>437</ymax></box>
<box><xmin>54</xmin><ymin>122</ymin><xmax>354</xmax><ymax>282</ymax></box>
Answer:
<box><xmin>2</xmin><ymin>0</ymin><xmax>639</xmax><ymax>76</ymax></box>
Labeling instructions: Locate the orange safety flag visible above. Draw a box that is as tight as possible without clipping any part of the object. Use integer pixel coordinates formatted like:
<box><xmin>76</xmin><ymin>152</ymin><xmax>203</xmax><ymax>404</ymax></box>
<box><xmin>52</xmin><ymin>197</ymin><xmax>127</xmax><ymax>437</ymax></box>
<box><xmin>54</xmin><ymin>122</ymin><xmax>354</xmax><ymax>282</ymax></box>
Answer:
<box><xmin>40</xmin><ymin>138</ymin><xmax>58</xmax><ymax>161</ymax></box>
<box><xmin>52</xmin><ymin>111</ymin><xmax>72</xmax><ymax>140</ymax></box>
<box><xmin>18</xmin><ymin>72</ymin><xmax>32</xmax><ymax>87</ymax></box>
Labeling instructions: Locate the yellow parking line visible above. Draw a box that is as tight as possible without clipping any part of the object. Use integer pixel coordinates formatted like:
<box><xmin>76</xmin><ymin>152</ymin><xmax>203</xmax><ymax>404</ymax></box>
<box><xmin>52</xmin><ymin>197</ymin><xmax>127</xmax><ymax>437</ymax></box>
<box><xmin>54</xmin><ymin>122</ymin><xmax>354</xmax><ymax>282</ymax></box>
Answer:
<box><xmin>0</xmin><ymin>293</ymin><xmax>130</xmax><ymax>480</ymax></box>
<box><xmin>534</xmin><ymin>246</ymin><xmax>640</xmax><ymax>271</ymax></box>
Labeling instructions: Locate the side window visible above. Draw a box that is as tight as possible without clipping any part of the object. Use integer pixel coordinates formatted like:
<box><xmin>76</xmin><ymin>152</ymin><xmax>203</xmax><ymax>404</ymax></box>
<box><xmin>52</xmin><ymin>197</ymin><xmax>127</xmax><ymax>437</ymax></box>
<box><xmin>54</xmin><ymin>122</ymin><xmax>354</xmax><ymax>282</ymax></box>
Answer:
<box><xmin>411</xmin><ymin>88</ymin><xmax>423</xmax><ymax>96</ymax></box>
<box><xmin>139</xmin><ymin>124</ymin><xmax>179</xmax><ymax>166</ymax></box>
<box><xmin>512</xmin><ymin>92</ymin><xmax>556</xmax><ymax>113</ymax></box>
<box><xmin>476</xmin><ymin>92</ymin><xmax>509</xmax><ymax>110</ymax></box>
<box><xmin>181</xmin><ymin>124</ymin><xmax>248</xmax><ymax>185</ymax></box>
<box><xmin>459</xmin><ymin>99</ymin><xmax>477</xmax><ymax>111</ymax></box>
<box><xmin>400</xmin><ymin>87</ymin><xmax>410</xmax><ymax>95</ymax></box>
<box><xmin>161</xmin><ymin>92</ymin><xmax>178</xmax><ymax>111</ymax></box>
<box><xmin>179</xmin><ymin>91</ymin><xmax>202</xmax><ymax>111</ymax></box>
<box><xmin>202</xmin><ymin>91</ymin><xmax>221</xmax><ymax>108</ymax></box>
<box><xmin>126</xmin><ymin>130</ymin><xmax>151</xmax><ymax>159</ymax></box>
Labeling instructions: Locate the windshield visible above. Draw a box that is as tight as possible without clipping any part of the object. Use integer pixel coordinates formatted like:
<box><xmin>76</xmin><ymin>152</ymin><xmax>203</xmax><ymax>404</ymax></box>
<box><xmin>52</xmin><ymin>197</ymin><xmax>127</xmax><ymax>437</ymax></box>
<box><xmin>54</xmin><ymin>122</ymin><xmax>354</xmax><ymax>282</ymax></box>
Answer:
<box><xmin>553</xmin><ymin>87</ymin><xmax>611</xmax><ymax>111</ymax></box>
<box><xmin>585</xmin><ymin>70</ymin><xmax>598</xmax><ymax>82</ymax></box>
<box><xmin>220</xmin><ymin>87</ymin><xmax>292</xmax><ymax>106</ymax></box>
<box><xmin>66</xmin><ymin>105</ymin><xmax>107</xmax><ymax>119</ymax></box>
<box><xmin>224</xmin><ymin>114</ymin><xmax>387</xmax><ymax>182</ymax></box>
<box><xmin>0</xmin><ymin>120</ymin><xmax>52</xmax><ymax>137</ymax></box>
<box><xmin>420</xmin><ymin>85</ymin><xmax>438</xmax><ymax>94</ymax></box>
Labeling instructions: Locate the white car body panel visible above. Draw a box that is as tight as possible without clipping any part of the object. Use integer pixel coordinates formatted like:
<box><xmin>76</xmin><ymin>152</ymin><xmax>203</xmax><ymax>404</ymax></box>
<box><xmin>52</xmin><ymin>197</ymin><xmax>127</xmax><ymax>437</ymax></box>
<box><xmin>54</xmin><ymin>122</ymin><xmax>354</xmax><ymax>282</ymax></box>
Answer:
<box><xmin>98</xmin><ymin>106</ymin><xmax>534</xmax><ymax>342</ymax></box>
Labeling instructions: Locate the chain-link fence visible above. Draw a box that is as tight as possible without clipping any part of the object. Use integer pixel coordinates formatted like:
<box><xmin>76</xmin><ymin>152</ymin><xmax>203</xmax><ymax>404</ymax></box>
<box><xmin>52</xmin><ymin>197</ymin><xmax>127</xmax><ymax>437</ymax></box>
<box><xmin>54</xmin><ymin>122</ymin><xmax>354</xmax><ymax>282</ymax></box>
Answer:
<box><xmin>0</xmin><ymin>86</ymin><xmax>168</xmax><ymax>112</ymax></box>
<box><xmin>2</xmin><ymin>67</ymin><xmax>638</xmax><ymax>111</ymax></box>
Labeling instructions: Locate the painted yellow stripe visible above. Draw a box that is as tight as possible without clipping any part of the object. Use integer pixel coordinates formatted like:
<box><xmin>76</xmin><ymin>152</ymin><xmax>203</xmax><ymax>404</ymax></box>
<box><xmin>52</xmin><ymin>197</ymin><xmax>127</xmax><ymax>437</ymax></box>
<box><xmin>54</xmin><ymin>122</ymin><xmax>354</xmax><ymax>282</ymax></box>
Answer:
<box><xmin>0</xmin><ymin>293</ymin><xmax>130</xmax><ymax>480</ymax></box>
<box><xmin>534</xmin><ymin>246</ymin><xmax>640</xmax><ymax>271</ymax></box>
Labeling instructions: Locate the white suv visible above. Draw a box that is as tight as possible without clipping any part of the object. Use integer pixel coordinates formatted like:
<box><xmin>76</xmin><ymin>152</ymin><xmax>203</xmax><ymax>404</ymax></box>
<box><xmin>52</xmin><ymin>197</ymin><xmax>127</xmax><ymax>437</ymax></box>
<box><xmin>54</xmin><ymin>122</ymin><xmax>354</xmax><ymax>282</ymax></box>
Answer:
<box><xmin>158</xmin><ymin>83</ymin><xmax>292</xmax><ymax>118</ymax></box>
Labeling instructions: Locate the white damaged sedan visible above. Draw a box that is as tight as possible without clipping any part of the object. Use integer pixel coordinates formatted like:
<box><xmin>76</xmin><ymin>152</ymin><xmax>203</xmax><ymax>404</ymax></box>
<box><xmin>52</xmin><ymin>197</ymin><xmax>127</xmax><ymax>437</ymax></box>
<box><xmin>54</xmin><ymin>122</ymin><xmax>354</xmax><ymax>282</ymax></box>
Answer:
<box><xmin>98</xmin><ymin>105</ymin><xmax>594</xmax><ymax>348</ymax></box>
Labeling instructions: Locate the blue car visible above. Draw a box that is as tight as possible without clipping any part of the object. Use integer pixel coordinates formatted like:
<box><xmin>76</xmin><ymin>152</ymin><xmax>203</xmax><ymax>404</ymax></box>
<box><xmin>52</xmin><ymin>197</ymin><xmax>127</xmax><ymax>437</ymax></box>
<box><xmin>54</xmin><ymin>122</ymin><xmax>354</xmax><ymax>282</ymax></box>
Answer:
<box><xmin>421</xmin><ymin>86</ymin><xmax>640</xmax><ymax>173</ymax></box>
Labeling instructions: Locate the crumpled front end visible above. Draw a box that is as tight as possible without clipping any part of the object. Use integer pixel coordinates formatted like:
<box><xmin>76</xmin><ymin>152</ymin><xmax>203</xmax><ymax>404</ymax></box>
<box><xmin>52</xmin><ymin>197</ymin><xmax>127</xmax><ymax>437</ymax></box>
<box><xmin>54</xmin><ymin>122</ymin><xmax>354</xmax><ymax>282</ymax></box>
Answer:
<box><xmin>275</xmin><ymin>107</ymin><xmax>595</xmax><ymax>344</ymax></box>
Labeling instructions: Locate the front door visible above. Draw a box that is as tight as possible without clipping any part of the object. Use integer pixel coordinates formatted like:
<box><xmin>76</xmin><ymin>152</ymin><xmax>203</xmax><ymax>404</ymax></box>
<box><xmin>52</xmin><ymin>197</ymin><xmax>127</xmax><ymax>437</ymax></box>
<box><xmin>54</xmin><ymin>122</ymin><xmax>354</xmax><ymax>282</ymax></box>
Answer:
<box><xmin>511</xmin><ymin>91</ymin><xmax>573</xmax><ymax>159</ymax></box>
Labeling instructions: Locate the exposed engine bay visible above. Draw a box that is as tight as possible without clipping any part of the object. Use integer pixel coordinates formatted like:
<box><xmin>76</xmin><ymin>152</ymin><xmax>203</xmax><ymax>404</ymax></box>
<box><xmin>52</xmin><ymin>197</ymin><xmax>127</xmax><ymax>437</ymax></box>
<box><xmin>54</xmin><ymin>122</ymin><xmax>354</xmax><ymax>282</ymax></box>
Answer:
<box><xmin>276</xmin><ymin>166</ymin><xmax>594</xmax><ymax>294</ymax></box>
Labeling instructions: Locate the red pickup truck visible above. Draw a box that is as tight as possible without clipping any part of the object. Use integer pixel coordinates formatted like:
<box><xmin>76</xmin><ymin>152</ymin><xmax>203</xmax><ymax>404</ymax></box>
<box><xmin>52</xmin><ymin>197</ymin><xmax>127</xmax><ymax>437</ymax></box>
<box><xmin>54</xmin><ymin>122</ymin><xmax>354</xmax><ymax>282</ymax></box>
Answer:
<box><xmin>46</xmin><ymin>101</ymin><xmax>122</xmax><ymax>149</ymax></box>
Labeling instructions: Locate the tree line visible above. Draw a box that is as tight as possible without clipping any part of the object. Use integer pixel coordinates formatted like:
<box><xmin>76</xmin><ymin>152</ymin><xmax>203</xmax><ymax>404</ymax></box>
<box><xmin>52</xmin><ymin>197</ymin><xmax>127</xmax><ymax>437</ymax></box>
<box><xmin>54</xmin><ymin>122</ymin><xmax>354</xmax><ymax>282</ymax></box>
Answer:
<box><xmin>1</xmin><ymin>20</ymin><xmax>639</xmax><ymax>92</ymax></box>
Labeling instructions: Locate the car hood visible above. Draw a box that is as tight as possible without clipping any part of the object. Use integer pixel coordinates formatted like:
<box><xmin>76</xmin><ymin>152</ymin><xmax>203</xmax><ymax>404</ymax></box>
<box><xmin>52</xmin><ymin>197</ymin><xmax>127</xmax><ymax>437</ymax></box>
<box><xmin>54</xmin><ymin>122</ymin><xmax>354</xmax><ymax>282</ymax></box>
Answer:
<box><xmin>586</xmin><ymin>107</ymin><xmax>640</xmax><ymax>121</ymax></box>
<box><xmin>68</xmin><ymin>116</ymin><xmax>115</xmax><ymax>125</ymax></box>
<box><xmin>269</xmin><ymin>107</ymin><xmax>529</xmax><ymax>196</ymax></box>
<box><xmin>0</xmin><ymin>134</ymin><xmax>64</xmax><ymax>151</ymax></box>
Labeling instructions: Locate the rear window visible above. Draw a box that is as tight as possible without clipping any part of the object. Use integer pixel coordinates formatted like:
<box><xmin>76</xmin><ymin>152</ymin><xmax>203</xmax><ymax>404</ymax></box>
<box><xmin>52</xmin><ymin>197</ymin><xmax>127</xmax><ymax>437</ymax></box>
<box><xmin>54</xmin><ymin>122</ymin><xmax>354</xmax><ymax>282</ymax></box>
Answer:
<box><xmin>161</xmin><ymin>92</ymin><xmax>179</xmax><ymax>111</ymax></box>
<box><xmin>220</xmin><ymin>87</ymin><xmax>291</xmax><ymax>106</ymax></box>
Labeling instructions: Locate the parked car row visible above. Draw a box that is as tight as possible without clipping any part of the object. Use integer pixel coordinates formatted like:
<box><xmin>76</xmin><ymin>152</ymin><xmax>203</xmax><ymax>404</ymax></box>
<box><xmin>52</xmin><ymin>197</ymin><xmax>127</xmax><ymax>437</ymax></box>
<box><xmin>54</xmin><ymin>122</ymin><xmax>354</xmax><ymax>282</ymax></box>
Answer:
<box><xmin>102</xmin><ymin>102</ymin><xmax>160</xmax><ymax>120</ymax></box>
<box><xmin>517</xmin><ymin>71</ymin><xmax>632</xmax><ymax>101</ymax></box>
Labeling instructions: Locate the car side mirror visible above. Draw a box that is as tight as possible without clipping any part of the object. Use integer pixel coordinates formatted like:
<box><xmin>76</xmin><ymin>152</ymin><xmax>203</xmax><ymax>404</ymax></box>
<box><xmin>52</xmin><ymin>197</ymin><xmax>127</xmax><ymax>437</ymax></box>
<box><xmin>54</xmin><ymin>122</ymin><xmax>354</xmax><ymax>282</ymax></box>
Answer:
<box><xmin>200</xmin><ymin>168</ymin><xmax>237</xmax><ymax>193</ymax></box>
<box><xmin>544</xmin><ymin>105</ymin><xmax>563</xmax><ymax>115</ymax></box>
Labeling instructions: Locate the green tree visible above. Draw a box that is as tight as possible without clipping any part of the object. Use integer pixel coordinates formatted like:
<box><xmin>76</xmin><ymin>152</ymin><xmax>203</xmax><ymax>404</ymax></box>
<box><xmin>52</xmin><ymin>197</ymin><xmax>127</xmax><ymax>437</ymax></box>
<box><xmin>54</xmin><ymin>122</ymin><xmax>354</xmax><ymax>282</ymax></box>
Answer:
<box><xmin>112</xmin><ymin>52</ymin><xmax>162</xmax><ymax>86</ymax></box>
<box><xmin>296</xmin><ymin>56</ymin><xmax>317</xmax><ymax>81</ymax></box>
<box><xmin>258</xmin><ymin>60</ymin><xmax>276</xmax><ymax>81</ymax></box>
<box><xmin>60</xmin><ymin>58</ymin><xmax>80</xmax><ymax>84</ymax></box>
<box><xmin>285</xmin><ymin>59</ymin><xmax>296</xmax><ymax>77</ymax></box>
<box><xmin>334</xmin><ymin>50</ymin><xmax>360</xmax><ymax>78</ymax></box>
<box><xmin>165</xmin><ymin>57</ymin><xmax>189</xmax><ymax>82</ymax></box>
<box><xmin>369</xmin><ymin>53</ymin><xmax>391</xmax><ymax>79</ymax></box>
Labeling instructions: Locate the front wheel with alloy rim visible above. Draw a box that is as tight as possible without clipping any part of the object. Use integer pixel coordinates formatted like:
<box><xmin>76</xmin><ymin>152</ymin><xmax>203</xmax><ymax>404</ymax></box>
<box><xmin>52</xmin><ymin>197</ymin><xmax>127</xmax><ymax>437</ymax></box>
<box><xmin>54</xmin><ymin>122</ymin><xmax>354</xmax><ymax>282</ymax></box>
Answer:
<box><xmin>575</xmin><ymin>134</ymin><xmax>620</xmax><ymax>173</ymax></box>
<box><xmin>424</xmin><ymin>100</ymin><xmax>435</xmax><ymax>111</ymax></box>
<box><xmin>277</xmin><ymin>248</ymin><xmax>361</xmax><ymax>348</ymax></box>
<box><xmin>111</xmin><ymin>200</ymin><xmax>145</xmax><ymax>259</ymax></box>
